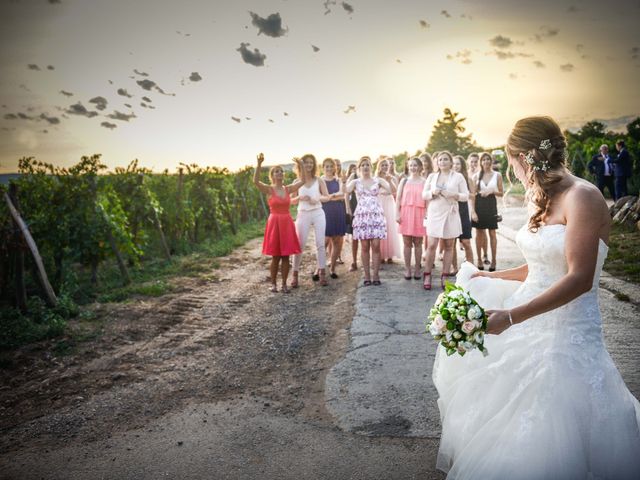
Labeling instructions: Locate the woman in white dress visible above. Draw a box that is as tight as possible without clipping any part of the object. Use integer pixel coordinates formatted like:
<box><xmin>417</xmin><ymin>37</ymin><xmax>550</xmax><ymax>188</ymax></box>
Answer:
<box><xmin>433</xmin><ymin>116</ymin><xmax>640</xmax><ymax>479</ymax></box>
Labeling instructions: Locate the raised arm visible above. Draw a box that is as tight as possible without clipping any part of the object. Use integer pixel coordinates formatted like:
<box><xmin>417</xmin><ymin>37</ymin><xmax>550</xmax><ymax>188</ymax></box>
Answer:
<box><xmin>285</xmin><ymin>158</ymin><xmax>305</xmax><ymax>194</ymax></box>
<box><xmin>253</xmin><ymin>153</ymin><xmax>272</xmax><ymax>195</ymax></box>
<box><xmin>487</xmin><ymin>185</ymin><xmax>610</xmax><ymax>334</ymax></box>
<box><xmin>377</xmin><ymin>177</ymin><xmax>392</xmax><ymax>193</ymax></box>
<box><xmin>345</xmin><ymin>173</ymin><xmax>357</xmax><ymax>194</ymax></box>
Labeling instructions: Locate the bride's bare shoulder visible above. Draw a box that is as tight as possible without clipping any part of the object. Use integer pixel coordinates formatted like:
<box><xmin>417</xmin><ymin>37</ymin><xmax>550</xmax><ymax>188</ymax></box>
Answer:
<box><xmin>562</xmin><ymin>176</ymin><xmax>610</xmax><ymax>231</ymax></box>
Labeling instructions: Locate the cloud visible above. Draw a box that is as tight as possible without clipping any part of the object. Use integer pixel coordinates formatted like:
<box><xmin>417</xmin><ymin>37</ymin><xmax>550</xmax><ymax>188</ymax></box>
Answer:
<box><xmin>249</xmin><ymin>12</ymin><xmax>287</xmax><ymax>37</ymax></box>
<box><xmin>189</xmin><ymin>72</ymin><xmax>202</xmax><ymax>82</ymax></box>
<box><xmin>342</xmin><ymin>2</ymin><xmax>353</xmax><ymax>14</ymax></box>
<box><xmin>27</xmin><ymin>64</ymin><xmax>40</xmax><ymax>71</ymax></box>
<box><xmin>66</xmin><ymin>103</ymin><xmax>98</xmax><ymax>118</ymax></box>
<box><xmin>101</xmin><ymin>121</ymin><xmax>117</xmax><ymax>130</ymax></box>
<box><xmin>107</xmin><ymin>110</ymin><xmax>137</xmax><ymax>122</ymax></box>
<box><xmin>231</xmin><ymin>116</ymin><xmax>241</xmax><ymax>123</ymax></box>
<box><xmin>237</xmin><ymin>43</ymin><xmax>266</xmax><ymax>67</ymax></box>
<box><xmin>446</xmin><ymin>49</ymin><xmax>472</xmax><ymax>64</ymax></box>
<box><xmin>89</xmin><ymin>96</ymin><xmax>108</xmax><ymax>111</ymax></box>
<box><xmin>532</xmin><ymin>25</ymin><xmax>559</xmax><ymax>43</ymax></box>
<box><xmin>488</xmin><ymin>50</ymin><xmax>533</xmax><ymax>60</ymax></box>
<box><xmin>312</xmin><ymin>44</ymin><xmax>320</xmax><ymax>52</ymax></box>
<box><xmin>440</xmin><ymin>10</ymin><xmax>451</xmax><ymax>18</ymax></box>
<box><xmin>489</xmin><ymin>35</ymin><xmax>512</xmax><ymax>49</ymax></box>
<box><xmin>136</xmin><ymin>79</ymin><xmax>174</xmax><ymax>95</ymax></box>
<box><xmin>117</xmin><ymin>88</ymin><xmax>133</xmax><ymax>98</ymax></box>
<box><xmin>560</xmin><ymin>63</ymin><xmax>575</xmax><ymax>72</ymax></box>
<box><xmin>133</xmin><ymin>69</ymin><xmax>149</xmax><ymax>77</ymax></box>
<box><xmin>343</xmin><ymin>105</ymin><xmax>356</xmax><ymax>114</ymax></box>
<box><xmin>142</xmin><ymin>96</ymin><xmax>152</xmax><ymax>103</ymax></box>
<box><xmin>533</xmin><ymin>60</ymin><xmax>545</xmax><ymax>68</ymax></box>
<box><xmin>40</xmin><ymin>113</ymin><xmax>60</xmax><ymax>124</ymax></box>
<box><xmin>419</xmin><ymin>20</ymin><xmax>430</xmax><ymax>29</ymax></box>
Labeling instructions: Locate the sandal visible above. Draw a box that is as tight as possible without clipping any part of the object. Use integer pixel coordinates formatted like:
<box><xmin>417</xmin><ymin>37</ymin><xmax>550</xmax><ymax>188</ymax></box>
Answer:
<box><xmin>489</xmin><ymin>265</ymin><xmax>496</xmax><ymax>272</ymax></box>
<box><xmin>269</xmin><ymin>284</ymin><xmax>278</xmax><ymax>293</ymax></box>
<box><xmin>404</xmin><ymin>272</ymin><xmax>412</xmax><ymax>280</ymax></box>
<box><xmin>291</xmin><ymin>271</ymin><xmax>299</xmax><ymax>288</ymax></box>
<box><xmin>349</xmin><ymin>263</ymin><xmax>358</xmax><ymax>272</ymax></box>
<box><xmin>372</xmin><ymin>279</ymin><xmax>381</xmax><ymax>285</ymax></box>
<box><xmin>476</xmin><ymin>264</ymin><xmax>485</xmax><ymax>271</ymax></box>
<box><xmin>363</xmin><ymin>280</ymin><xmax>372</xmax><ymax>286</ymax></box>
<box><xmin>281</xmin><ymin>285</ymin><xmax>290</xmax><ymax>294</ymax></box>
<box><xmin>312</xmin><ymin>271</ymin><xmax>320</xmax><ymax>282</ymax></box>
<box><xmin>423</xmin><ymin>272</ymin><xmax>432</xmax><ymax>290</ymax></box>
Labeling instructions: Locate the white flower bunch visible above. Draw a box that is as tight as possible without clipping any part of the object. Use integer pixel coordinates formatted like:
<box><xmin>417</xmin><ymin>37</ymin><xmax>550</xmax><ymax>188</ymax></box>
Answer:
<box><xmin>427</xmin><ymin>283</ymin><xmax>488</xmax><ymax>357</ymax></box>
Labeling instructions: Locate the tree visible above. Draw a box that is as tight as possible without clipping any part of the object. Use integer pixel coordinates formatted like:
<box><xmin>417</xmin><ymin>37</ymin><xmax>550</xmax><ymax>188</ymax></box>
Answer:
<box><xmin>576</xmin><ymin>120</ymin><xmax>607</xmax><ymax>141</ymax></box>
<box><xmin>426</xmin><ymin>108</ymin><xmax>478</xmax><ymax>156</ymax></box>
<box><xmin>627</xmin><ymin>117</ymin><xmax>640</xmax><ymax>142</ymax></box>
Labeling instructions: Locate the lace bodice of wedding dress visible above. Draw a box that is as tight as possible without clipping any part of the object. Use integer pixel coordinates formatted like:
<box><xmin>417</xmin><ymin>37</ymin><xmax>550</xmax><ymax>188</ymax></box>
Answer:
<box><xmin>432</xmin><ymin>224</ymin><xmax>640</xmax><ymax>480</ymax></box>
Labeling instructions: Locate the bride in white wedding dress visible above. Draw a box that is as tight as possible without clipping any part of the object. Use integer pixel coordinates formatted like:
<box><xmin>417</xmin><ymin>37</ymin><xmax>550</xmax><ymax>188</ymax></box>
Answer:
<box><xmin>432</xmin><ymin>116</ymin><xmax>640</xmax><ymax>479</ymax></box>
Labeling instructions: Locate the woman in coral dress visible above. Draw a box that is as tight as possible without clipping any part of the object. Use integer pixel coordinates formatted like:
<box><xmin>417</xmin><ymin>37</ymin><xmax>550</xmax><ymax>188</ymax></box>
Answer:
<box><xmin>396</xmin><ymin>157</ymin><xmax>426</xmax><ymax>280</ymax></box>
<box><xmin>253</xmin><ymin>153</ymin><xmax>303</xmax><ymax>293</ymax></box>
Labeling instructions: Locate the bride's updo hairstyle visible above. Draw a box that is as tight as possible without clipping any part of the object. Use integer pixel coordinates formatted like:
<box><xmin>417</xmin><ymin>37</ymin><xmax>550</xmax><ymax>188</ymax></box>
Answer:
<box><xmin>506</xmin><ymin>116</ymin><xmax>568</xmax><ymax>232</ymax></box>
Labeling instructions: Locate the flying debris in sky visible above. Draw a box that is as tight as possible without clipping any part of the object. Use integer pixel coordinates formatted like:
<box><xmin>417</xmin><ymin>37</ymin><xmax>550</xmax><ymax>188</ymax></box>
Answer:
<box><xmin>27</xmin><ymin>64</ymin><xmax>40</xmax><ymax>71</ymax></box>
<box><xmin>249</xmin><ymin>12</ymin><xmax>287</xmax><ymax>37</ymax></box>
<box><xmin>117</xmin><ymin>88</ymin><xmax>133</xmax><ymax>98</ymax></box>
<box><xmin>420</xmin><ymin>20</ymin><xmax>430</xmax><ymax>29</ymax></box>
<box><xmin>59</xmin><ymin>90</ymin><xmax>73</xmax><ymax>97</ymax></box>
<box><xmin>342</xmin><ymin>2</ymin><xmax>354</xmax><ymax>15</ymax></box>
<box><xmin>283</xmin><ymin>112</ymin><xmax>289</xmax><ymax>116</ymax></box>
<box><xmin>245</xmin><ymin>117</ymin><xmax>251</xmax><ymax>120</ymax></box>
<box><xmin>231</xmin><ymin>116</ymin><xmax>241</xmax><ymax>123</ymax></box>
<box><xmin>133</xmin><ymin>69</ymin><xmax>149</xmax><ymax>77</ymax></box>
<box><xmin>268</xmin><ymin>119</ymin><xmax>274</xmax><ymax>123</ymax></box>
<box><xmin>189</xmin><ymin>72</ymin><xmax>202</xmax><ymax>82</ymax></box>
<box><xmin>237</xmin><ymin>43</ymin><xmax>266</xmax><ymax>67</ymax></box>
<box><xmin>311</xmin><ymin>45</ymin><xmax>320</xmax><ymax>52</ymax></box>
<box><xmin>396</xmin><ymin>59</ymin><xmax>402</xmax><ymax>64</ymax></box>
<box><xmin>441</xmin><ymin>10</ymin><xmax>451</xmax><ymax>18</ymax></box>
<box><xmin>101</xmin><ymin>122</ymin><xmax>117</xmax><ymax>130</ymax></box>
<box><xmin>343</xmin><ymin>105</ymin><xmax>356</xmax><ymax>114</ymax></box>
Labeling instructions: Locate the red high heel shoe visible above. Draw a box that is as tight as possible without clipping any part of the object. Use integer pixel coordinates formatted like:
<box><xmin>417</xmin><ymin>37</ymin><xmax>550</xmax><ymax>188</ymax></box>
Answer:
<box><xmin>423</xmin><ymin>272</ymin><xmax>432</xmax><ymax>290</ymax></box>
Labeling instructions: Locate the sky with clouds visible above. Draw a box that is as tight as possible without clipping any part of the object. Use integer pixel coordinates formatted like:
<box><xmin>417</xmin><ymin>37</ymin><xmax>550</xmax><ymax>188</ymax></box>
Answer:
<box><xmin>1</xmin><ymin>0</ymin><xmax>639</xmax><ymax>173</ymax></box>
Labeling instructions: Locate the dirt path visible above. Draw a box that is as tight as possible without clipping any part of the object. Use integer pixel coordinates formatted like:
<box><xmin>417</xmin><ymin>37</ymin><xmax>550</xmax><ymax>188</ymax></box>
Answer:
<box><xmin>0</xmin><ymin>239</ymin><xmax>360</xmax><ymax>454</ymax></box>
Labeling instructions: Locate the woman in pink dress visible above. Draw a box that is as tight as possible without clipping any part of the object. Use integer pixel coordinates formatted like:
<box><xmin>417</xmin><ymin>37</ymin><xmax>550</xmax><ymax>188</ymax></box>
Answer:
<box><xmin>345</xmin><ymin>156</ymin><xmax>393</xmax><ymax>285</ymax></box>
<box><xmin>421</xmin><ymin>151</ymin><xmax>470</xmax><ymax>290</ymax></box>
<box><xmin>253</xmin><ymin>153</ymin><xmax>304</xmax><ymax>293</ymax></box>
<box><xmin>374</xmin><ymin>157</ymin><xmax>401</xmax><ymax>263</ymax></box>
<box><xmin>395</xmin><ymin>157</ymin><xmax>426</xmax><ymax>280</ymax></box>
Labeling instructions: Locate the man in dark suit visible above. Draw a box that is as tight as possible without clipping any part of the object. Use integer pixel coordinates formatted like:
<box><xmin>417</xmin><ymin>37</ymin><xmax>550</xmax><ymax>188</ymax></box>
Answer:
<box><xmin>587</xmin><ymin>144</ymin><xmax>615</xmax><ymax>199</ymax></box>
<box><xmin>611</xmin><ymin>140</ymin><xmax>632</xmax><ymax>200</ymax></box>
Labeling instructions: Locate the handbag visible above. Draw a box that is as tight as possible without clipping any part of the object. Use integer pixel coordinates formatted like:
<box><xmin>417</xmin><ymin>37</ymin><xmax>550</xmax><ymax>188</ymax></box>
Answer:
<box><xmin>495</xmin><ymin>214</ymin><xmax>503</xmax><ymax>223</ymax></box>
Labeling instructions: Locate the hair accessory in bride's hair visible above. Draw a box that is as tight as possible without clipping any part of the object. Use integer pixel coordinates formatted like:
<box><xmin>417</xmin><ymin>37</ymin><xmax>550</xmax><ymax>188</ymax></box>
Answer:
<box><xmin>523</xmin><ymin>138</ymin><xmax>553</xmax><ymax>172</ymax></box>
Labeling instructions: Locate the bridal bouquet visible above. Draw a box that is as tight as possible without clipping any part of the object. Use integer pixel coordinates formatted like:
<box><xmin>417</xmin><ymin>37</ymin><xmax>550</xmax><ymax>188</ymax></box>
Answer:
<box><xmin>427</xmin><ymin>283</ymin><xmax>488</xmax><ymax>357</ymax></box>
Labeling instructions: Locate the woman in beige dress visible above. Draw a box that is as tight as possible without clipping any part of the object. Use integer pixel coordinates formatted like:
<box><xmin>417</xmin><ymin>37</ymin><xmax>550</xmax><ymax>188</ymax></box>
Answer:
<box><xmin>421</xmin><ymin>151</ymin><xmax>470</xmax><ymax>290</ymax></box>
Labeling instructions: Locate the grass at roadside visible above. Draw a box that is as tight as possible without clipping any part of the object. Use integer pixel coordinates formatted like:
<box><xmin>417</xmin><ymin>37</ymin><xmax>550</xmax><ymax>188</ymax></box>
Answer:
<box><xmin>604</xmin><ymin>223</ymin><xmax>640</xmax><ymax>285</ymax></box>
<box><xmin>0</xmin><ymin>220</ymin><xmax>265</xmax><ymax>350</ymax></box>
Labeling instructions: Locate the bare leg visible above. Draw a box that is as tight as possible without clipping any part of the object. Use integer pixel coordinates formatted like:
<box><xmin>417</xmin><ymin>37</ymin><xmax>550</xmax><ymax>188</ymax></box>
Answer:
<box><xmin>451</xmin><ymin>239</ymin><xmax>458</xmax><ymax>273</ymax></box>
<box><xmin>351</xmin><ymin>238</ymin><xmax>359</xmax><ymax>271</ymax></box>
<box><xmin>361</xmin><ymin>239</ymin><xmax>371</xmax><ymax>281</ymax></box>
<box><xmin>329</xmin><ymin>236</ymin><xmax>341</xmax><ymax>275</ymax></box>
<box><xmin>442</xmin><ymin>238</ymin><xmax>455</xmax><ymax>279</ymax></box>
<box><xmin>413</xmin><ymin>237</ymin><xmax>422</xmax><ymax>277</ymax></box>
<box><xmin>461</xmin><ymin>239</ymin><xmax>474</xmax><ymax>264</ymax></box>
<box><xmin>489</xmin><ymin>229</ymin><xmax>498</xmax><ymax>269</ymax></box>
<box><xmin>281</xmin><ymin>255</ymin><xmax>290</xmax><ymax>285</ymax></box>
<box><xmin>269</xmin><ymin>256</ymin><xmax>280</xmax><ymax>291</ymax></box>
<box><xmin>424</xmin><ymin>237</ymin><xmax>439</xmax><ymax>275</ymax></box>
<box><xmin>403</xmin><ymin>235</ymin><xmax>413</xmax><ymax>277</ymax></box>
<box><xmin>371</xmin><ymin>238</ymin><xmax>381</xmax><ymax>281</ymax></box>
<box><xmin>475</xmin><ymin>229</ymin><xmax>487</xmax><ymax>268</ymax></box>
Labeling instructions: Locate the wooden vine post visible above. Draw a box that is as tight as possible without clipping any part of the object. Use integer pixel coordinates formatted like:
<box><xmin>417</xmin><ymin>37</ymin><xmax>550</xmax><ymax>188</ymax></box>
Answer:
<box><xmin>3</xmin><ymin>184</ymin><xmax>58</xmax><ymax>307</ymax></box>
